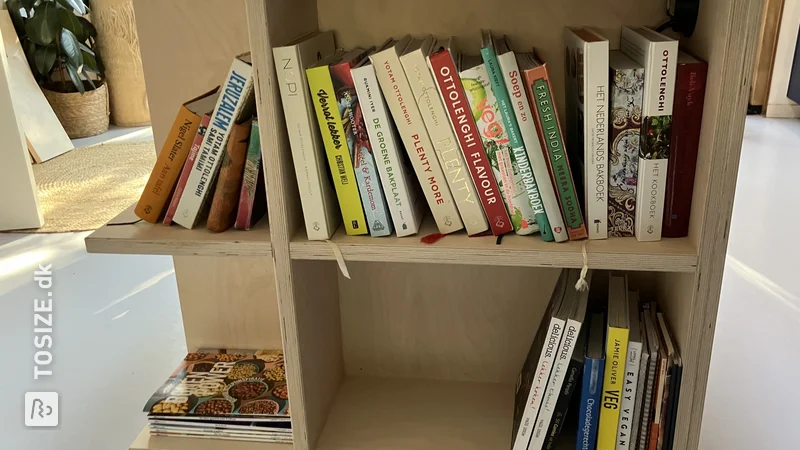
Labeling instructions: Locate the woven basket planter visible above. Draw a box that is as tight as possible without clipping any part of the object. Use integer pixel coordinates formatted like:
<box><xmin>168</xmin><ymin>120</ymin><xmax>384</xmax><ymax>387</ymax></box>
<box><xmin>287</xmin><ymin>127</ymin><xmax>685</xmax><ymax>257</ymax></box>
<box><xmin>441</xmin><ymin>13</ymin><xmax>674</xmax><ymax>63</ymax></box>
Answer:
<box><xmin>43</xmin><ymin>82</ymin><xmax>110</xmax><ymax>139</ymax></box>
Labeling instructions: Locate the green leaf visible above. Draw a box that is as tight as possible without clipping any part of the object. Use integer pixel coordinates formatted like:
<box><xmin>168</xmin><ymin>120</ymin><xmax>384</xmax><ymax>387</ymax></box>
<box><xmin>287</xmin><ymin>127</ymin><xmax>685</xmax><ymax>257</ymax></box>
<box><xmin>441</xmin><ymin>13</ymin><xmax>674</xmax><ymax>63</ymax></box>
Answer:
<box><xmin>59</xmin><ymin>28</ymin><xmax>83</xmax><ymax>69</ymax></box>
<box><xmin>81</xmin><ymin>67</ymin><xmax>96</xmax><ymax>90</ymax></box>
<box><xmin>82</xmin><ymin>48</ymin><xmax>97</xmax><ymax>71</ymax></box>
<box><xmin>58</xmin><ymin>7</ymin><xmax>86</xmax><ymax>42</ymax></box>
<box><xmin>34</xmin><ymin>45</ymin><xmax>57</xmax><ymax>76</ymax></box>
<box><xmin>56</xmin><ymin>0</ymin><xmax>87</xmax><ymax>15</ymax></box>
<box><xmin>78</xmin><ymin>41</ymin><xmax>94</xmax><ymax>56</ymax></box>
<box><xmin>6</xmin><ymin>0</ymin><xmax>27</xmax><ymax>34</ymax></box>
<box><xmin>25</xmin><ymin>3</ymin><xmax>60</xmax><ymax>45</ymax></box>
<box><xmin>65</xmin><ymin>63</ymin><xmax>84</xmax><ymax>94</ymax></box>
<box><xmin>77</xmin><ymin>16</ymin><xmax>96</xmax><ymax>39</ymax></box>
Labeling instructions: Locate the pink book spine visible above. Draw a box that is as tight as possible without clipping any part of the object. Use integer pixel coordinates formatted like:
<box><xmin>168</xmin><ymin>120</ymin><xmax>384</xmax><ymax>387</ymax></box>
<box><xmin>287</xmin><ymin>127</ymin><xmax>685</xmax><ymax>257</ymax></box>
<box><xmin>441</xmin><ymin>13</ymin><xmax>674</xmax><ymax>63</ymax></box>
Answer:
<box><xmin>164</xmin><ymin>114</ymin><xmax>211</xmax><ymax>225</ymax></box>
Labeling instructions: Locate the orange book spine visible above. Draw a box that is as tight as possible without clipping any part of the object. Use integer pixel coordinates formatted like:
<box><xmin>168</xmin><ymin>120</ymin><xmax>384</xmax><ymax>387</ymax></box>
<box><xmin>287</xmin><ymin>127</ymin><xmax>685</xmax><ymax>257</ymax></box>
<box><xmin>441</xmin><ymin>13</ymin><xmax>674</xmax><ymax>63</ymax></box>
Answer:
<box><xmin>164</xmin><ymin>114</ymin><xmax>211</xmax><ymax>225</ymax></box>
<box><xmin>135</xmin><ymin>107</ymin><xmax>202</xmax><ymax>223</ymax></box>
<box><xmin>206</xmin><ymin>120</ymin><xmax>253</xmax><ymax>232</ymax></box>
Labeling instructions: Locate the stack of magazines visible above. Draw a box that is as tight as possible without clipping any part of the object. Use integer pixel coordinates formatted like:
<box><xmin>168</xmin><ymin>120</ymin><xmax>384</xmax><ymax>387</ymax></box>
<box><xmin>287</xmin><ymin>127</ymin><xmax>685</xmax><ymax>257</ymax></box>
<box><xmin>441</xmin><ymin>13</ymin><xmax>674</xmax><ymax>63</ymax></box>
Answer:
<box><xmin>143</xmin><ymin>350</ymin><xmax>291</xmax><ymax>444</ymax></box>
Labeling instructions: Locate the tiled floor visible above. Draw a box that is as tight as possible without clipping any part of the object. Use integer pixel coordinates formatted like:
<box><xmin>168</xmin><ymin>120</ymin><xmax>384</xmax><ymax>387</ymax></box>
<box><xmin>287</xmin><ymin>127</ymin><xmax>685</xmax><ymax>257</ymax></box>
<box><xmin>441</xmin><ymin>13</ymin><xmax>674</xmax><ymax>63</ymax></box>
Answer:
<box><xmin>1</xmin><ymin>117</ymin><xmax>799</xmax><ymax>449</ymax></box>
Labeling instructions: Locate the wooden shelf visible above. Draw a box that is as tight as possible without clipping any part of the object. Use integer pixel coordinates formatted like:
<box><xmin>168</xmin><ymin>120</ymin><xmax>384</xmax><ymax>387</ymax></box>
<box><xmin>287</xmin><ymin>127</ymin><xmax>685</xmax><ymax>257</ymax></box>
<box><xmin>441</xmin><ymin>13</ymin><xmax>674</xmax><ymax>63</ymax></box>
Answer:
<box><xmin>316</xmin><ymin>377</ymin><xmax>514</xmax><ymax>450</ymax></box>
<box><xmin>290</xmin><ymin>217</ymin><xmax>697</xmax><ymax>272</ymax></box>
<box><xmin>130</xmin><ymin>427</ymin><xmax>291</xmax><ymax>450</ymax></box>
<box><xmin>85</xmin><ymin>206</ymin><xmax>271</xmax><ymax>257</ymax></box>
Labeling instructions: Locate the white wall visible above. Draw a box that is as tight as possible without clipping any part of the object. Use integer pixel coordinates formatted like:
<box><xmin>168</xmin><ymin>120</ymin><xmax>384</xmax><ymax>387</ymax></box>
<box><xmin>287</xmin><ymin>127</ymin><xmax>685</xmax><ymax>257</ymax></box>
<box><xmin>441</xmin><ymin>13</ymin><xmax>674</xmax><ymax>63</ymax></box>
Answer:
<box><xmin>767</xmin><ymin>1</ymin><xmax>800</xmax><ymax>118</ymax></box>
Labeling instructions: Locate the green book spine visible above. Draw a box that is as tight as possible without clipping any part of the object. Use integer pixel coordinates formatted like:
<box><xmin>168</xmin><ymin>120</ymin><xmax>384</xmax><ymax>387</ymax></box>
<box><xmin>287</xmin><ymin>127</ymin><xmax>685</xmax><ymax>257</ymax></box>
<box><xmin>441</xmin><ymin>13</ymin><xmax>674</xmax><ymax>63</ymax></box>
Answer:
<box><xmin>481</xmin><ymin>47</ymin><xmax>554</xmax><ymax>241</ymax></box>
<box><xmin>529</xmin><ymin>76</ymin><xmax>587</xmax><ymax>240</ymax></box>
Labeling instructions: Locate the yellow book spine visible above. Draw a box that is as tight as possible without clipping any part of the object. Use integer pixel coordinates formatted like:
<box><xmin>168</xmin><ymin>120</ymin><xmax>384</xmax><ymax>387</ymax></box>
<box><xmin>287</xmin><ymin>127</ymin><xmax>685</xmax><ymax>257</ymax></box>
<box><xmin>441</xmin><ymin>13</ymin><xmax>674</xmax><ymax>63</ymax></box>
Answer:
<box><xmin>306</xmin><ymin>65</ymin><xmax>367</xmax><ymax>235</ymax></box>
<box><xmin>597</xmin><ymin>326</ymin><xmax>630</xmax><ymax>450</ymax></box>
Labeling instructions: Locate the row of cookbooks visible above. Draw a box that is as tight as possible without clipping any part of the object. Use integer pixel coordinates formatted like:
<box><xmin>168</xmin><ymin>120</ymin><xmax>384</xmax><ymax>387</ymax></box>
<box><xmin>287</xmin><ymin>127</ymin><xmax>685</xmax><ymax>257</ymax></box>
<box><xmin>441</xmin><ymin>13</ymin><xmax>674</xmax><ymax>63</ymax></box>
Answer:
<box><xmin>142</xmin><ymin>349</ymin><xmax>291</xmax><ymax>444</ymax></box>
<box><xmin>275</xmin><ymin>26</ymin><xmax>707</xmax><ymax>242</ymax></box>
<box><xmin>513</xmin><ymin>269</ymin><xmax>682</xmax><ymax>450</ymax></box>
<box><xmin>134</xmin><ymin>53</ymin><xmax>267</xmax><ymax>232</ymax></box>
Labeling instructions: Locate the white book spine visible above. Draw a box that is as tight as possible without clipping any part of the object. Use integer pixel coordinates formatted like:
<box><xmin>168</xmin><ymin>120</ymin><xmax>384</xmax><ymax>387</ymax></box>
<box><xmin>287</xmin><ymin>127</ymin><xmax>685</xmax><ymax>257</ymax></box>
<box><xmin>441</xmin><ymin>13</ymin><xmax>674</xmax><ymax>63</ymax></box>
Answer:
<box><xmin>371</xmin><ymin>48</ymin><xmax>464</xmax><ymax>234</ymax></box>
<box><xmin>174</xmin><ymin>58</ymin><xmax>254</xmax><ymax>229</ymax></box>
<box><xmin>615</xmin><ymin>340</ymin><xmax>642</xmax><ymax>450</ymax></box>
<box><xmin>497</xmin><ymin>52</ymin><xmax>568</xmax><ymax>242</ymax></box>
<box><xmin>621</xmin><ymin>28</ymin><xmax>678</xmax><ymax>241</ymax></box>
<box><xmin>584</xmin><ymin>40</ymin><xmax>609</xmax><ymax>240</ymax></box>
<box><xmin>630</xmin><ymin>349</ymin><xmax>649</xmax><ymax>447</ymax></box>
<box><xmin>529</xmin><ymin>318</ymin><xmax>583</xmax><ymax>450</ymax></box>
<box><xmin>351</xmin><ymin>64</ymin><xmax>423</xmax><ymax>236</ymax></box>
<box><xmin>401</xmin><ymin>49</ymin><xmax>488</xmax><ymax>235</ymax></box>
<box><xmin>512</xmin><ymin>317</ymin><xmax>566</xmax><ymax>450</ymax></box>
<box><xmin>273</xmin><ymin>39</ymin><xmax>339</xmax><ymax>240</ymax></box>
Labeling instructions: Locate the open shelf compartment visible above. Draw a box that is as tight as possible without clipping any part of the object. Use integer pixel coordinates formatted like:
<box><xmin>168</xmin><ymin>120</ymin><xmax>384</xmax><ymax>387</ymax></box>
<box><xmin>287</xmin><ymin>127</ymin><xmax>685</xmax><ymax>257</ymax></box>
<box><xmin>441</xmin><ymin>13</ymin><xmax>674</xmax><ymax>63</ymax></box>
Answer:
<box><xmin>288</xmin><ymin>259</ymin><xmax>696</xmax><ymax>450</ymax></box>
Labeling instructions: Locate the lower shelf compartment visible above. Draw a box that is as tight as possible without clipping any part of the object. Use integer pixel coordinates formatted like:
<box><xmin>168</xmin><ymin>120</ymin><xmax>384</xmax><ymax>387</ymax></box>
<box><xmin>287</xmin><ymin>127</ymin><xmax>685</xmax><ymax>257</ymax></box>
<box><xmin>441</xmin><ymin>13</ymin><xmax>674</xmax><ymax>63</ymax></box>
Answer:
<box><xmin>316</xmin><ymin>377</ymin><xmax>578</xmax><ymax>450</ymax></box>
<box><xmin>316</xmin><ymin>377</ymin><xmax>513</xmax><ymax>450</ymax></box>
<box><xmin>130</xmin><ymin>426</ymin><xmax>292</xmax><ymax>450</ymax></box>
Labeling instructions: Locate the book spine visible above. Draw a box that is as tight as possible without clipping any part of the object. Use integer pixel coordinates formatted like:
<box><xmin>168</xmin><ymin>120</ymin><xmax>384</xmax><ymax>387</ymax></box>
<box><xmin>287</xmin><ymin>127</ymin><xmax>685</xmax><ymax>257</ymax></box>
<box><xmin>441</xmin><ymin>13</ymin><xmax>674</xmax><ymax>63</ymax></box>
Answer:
<box><xmin>662</xmin><ymin>61</ymin><xmax>707</xmax><ymax>238</ymax></box>
<box><xmin>524</xmin><ymin>67</ymin><xmax>588</xmax><ymax>240</ymax></box>
<box><xmin>655</xmin><ymin>365</ymin><xmax>672</xmax><ymax>450</ymax></box>
<box><xmin>306</xmin><ymin>65</ymin><xmax>369</xmax><ymax>235</ymax></box>
<box><xmin>632</xmin><ymin>41</ymin><xmax>678</xmax><ymax>241</ymax></box>
<box><xmin>371</xmin><ymin>49</ymin><xmax>464</xmax><ymax>234</ymax></box>
<box><xmin>497</xmin><ymin>52</ymin><xmax>569</xmax><ymax>242</ymax></box>
<box><xmin>273</xmin><ymin>45</ymin><xmax>337</xmax><ymax>240</ymax></box>
<box><xmin>630</xmin><ymin>349</ymin><xmax>649</xmax><ymax>447</ymax></box>
<box><xmin>429</xmin><ymin>50</ymin><xmax>513</xmax><ymax>236</ymax></box>
<box><xmin>608</xmin><ymin>64</ymin><xmax>644</xmax><ymax>237</ymax></box>
<box><xmin>164</xmin><ymin>114</ymin><xmax>210</xmax><ymax>225</ymax></box>
<box><xmin>576</xmin><ymin>357</ymin><xmax>604</xmax><ymax>450</ymax></box>
<box><xmin>351</xmin><ymin>64</ymin><xmax>423</xmax><ymax>237</ymax></box>
<box><xmin>136</xmin><ymin>106</ymin><xmax>202</xmax><ymax>223</ymax></box>
<box><xmin>329</xmin><ymin>61</ymin><xmax>393</xmax><ymax>237</ymax></box>
<box><xmin>530</xmin><ymin>319</ymin><xmax>583</xmax><ymax>449</ymax></box>
<box><xmin>543</xmin><ymin>357</ymin><xmax>582</xmax><ymax>450</ymax></box>
<box><xmin>174</xmin><ymin>59</ymin><xmax>254</xmax><ymax>229</ymax></box>
<box><xmin>512</xmin><ymin>317</ymin><xmax>566</xmax><ymax>450</ymax></box>
<box><xmin>207</xmin><ymin>121</ymin><xmax>253</xmax><ymax>233</ymax></box>
<box><xmin>482</xmin><ymin>47</ymin><xmax>552</xmax><ymax>240</ymax></box>
<box><xmin>646</xmin><ymin>357</ymin><xmax>668</xmax><ymax>450</ymax></box>
<box><xmin>235</xmin><ymin>119</ymin><xmax>262</xmax><ymax>230</ymax></box>
<box><xmin>663</xmin><ymin>365</ymin><xmax>682</xmax><ymax>450</ymax></box>
<box><xmin>637</xmin><ymin>348</ymin><xmax>660</xmax><ymax>450</ymax></box>
<box><xmin>615</xmin><ymin>341</ymin><xmax>642</xmax><ymax>450</ymax></box>
<box><xmin>402</xmin><ymin>49</ymin><xmax>488</xmax><ymax>236</ymax></box>
<box><xmin>584</xmin><ymin>42</ymin><xmax>609</xmax><ymax>239</ymax></box>
<box><xmin>597</xmin><ymin>326</ymin><xmax>630</xmax><ymax>450</ymax></box>
<box><xmin>461</xmin><ymin>64</ymin><xmax>538</xmax><ymax>235</ymax></box>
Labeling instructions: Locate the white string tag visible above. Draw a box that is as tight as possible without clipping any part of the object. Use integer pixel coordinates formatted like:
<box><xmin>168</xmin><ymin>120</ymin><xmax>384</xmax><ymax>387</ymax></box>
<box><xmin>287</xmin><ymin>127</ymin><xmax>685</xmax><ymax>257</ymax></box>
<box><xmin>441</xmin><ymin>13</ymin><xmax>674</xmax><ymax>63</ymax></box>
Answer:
<box><xmin>575</xmin><ymin>242</ymin><xmax>589</xmax><ymax>291</ymax></box>
<box><xmin>326</xmin><ymin>239</ymin><xmax>351</xmax><ymax>279</ymax></box>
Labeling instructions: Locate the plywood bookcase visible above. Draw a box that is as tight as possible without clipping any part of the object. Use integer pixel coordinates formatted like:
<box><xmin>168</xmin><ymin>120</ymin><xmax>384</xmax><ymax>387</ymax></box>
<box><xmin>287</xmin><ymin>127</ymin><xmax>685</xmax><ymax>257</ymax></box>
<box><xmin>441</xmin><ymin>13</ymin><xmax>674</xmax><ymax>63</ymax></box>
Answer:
<box><xmin>85</xmin><ymin>0</ymin><xmax>762</xmax><ymax>449</ymax></box>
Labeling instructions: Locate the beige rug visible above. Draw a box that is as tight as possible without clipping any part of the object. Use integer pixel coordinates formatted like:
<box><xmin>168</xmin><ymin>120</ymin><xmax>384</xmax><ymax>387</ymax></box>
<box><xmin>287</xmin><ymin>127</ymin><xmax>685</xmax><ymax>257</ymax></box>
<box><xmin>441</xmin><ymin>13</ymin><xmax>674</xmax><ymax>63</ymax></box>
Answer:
<box><xmin>30</xmin><ymin>140</ymin><xmax>156</xmax><ymax>232</ymax></box>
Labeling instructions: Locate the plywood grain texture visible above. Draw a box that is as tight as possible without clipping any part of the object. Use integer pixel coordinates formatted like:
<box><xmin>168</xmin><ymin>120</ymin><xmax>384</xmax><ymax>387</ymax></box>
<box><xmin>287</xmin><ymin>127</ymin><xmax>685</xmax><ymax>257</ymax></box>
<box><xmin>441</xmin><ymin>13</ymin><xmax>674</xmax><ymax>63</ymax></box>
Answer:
<box><xmin>133</xmin><ymin>0</ymin><xmax>250</xmax><ymax>152</ymax></box>
<box><xmin>173</xmin><ymin>255</ymin><xmax>282</xmax><ymax>351</ymax></box>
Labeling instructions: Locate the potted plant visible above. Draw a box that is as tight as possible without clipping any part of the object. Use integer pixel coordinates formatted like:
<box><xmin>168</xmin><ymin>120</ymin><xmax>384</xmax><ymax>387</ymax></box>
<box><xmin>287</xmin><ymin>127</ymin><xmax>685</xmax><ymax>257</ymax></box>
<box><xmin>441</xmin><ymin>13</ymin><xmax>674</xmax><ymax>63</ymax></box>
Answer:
<box><xmin>5</xmin><ymin>0</ymin><xmax>109</xmax><ymax>138</ymax></box>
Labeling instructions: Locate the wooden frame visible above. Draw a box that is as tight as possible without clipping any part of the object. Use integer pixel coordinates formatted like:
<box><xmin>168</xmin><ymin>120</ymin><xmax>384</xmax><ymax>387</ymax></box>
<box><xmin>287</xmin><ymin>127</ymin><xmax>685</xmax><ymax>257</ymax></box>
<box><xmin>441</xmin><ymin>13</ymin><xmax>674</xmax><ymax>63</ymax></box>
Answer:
<box><xmin>85</xmin><ymin>0</ymin><xmax>762</xmax><ymax>448</ymax></box>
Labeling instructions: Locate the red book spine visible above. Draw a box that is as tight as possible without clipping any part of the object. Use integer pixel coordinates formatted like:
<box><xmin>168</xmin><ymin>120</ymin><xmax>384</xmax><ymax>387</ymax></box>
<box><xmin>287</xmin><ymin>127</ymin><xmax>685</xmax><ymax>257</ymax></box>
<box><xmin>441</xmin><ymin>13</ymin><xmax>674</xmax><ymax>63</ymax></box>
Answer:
<box><xmin>164</xmin><ymin>114</ymin><xmax>211</xmax><ymax>225</ymax></box>
<box><xmin>429</xmin><ymin>50</ymin><xmax>513</xmax><ymax>236</ymax></box>
<box><xmin>662</xmin><ymin>60</ymin><xmax>708</xmax><ymax>238</ymax></box>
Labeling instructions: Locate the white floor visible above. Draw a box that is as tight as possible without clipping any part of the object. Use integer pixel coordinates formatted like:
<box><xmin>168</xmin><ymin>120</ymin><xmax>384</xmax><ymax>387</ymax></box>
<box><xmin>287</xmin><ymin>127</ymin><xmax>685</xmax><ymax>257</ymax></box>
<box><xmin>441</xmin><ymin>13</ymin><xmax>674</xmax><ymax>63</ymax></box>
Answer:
<box><xmin>1</xmin><ymin>117</ymin><xmax>799</xmax><ymax>449</ymax></box>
